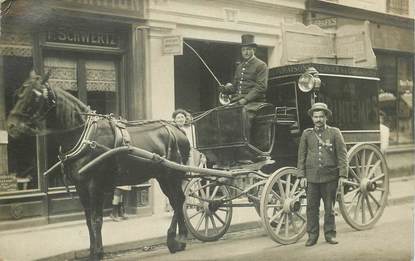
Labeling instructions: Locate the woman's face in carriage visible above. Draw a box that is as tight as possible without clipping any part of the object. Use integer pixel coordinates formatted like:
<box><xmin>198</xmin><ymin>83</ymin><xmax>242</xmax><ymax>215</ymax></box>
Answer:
<box><xmin>174</xmin><ymin>113</ymin><xmax>187</xmax><ymax>127</ymax></box>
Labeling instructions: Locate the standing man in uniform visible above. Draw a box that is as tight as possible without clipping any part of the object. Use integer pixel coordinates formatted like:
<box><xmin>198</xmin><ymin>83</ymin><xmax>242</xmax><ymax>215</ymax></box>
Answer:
<box><xmin>297</xmin><ymin>102</ymin><xmax>348</xmax><ymax>246</ymax></box>
<box><xmin>220</xmin><ymin>34</ymin><xmax>268</xmax><ymax>106</ymax></box>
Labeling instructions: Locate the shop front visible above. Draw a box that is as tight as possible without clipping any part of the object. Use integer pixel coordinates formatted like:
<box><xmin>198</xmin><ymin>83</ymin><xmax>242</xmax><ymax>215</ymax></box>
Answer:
<box><xmin>305</xmin><ymin>0</ymin><xmax>414</xmax><ymax>174</ymax></box>
<box><xmin>0</xmin><ymin>0</ymin><xmax>151</xmax><ymax>229</ymax></box>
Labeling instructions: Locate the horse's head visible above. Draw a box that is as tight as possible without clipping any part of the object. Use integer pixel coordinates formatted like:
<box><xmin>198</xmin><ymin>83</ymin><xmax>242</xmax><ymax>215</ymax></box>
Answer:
<box><xmin>7</xmin><ymin>71</ymin><xmax>56</xmax><ymax>138</ymax></box>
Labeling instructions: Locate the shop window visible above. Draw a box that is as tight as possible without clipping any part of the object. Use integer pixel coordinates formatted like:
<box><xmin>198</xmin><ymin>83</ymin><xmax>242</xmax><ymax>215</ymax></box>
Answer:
<box><xmin>4</xmin><ymin>56</ymin><xmax>38</xmax><ymax>193</ymax></box>
<box><xmin>44</xmin><ymin>53</ymin><xmax>119</xmax><ymax>188</ymax></box>
<box><xmin>377</xmin><ymin>53</ymin><xmax>414</xmax><ymax>145</ymax></box>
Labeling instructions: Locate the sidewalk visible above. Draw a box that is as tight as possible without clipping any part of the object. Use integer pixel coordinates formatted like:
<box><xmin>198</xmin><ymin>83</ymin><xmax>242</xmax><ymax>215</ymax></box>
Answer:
<box><xmin>0</xmin><ymin>176</ymin><xmax>413</xmax><ymax>261</ymax></box>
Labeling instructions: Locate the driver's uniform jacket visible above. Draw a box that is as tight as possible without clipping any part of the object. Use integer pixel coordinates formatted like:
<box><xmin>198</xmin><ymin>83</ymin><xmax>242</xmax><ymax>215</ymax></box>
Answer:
<box><xmin>297</xmin><ymin>125</ymin><xmax>348</xmax><ymax>183</ymax></box>
<box><xmin>222</xmin><ymin>56</ymin><xmax>268</xmax><ymax>103</ymax></box>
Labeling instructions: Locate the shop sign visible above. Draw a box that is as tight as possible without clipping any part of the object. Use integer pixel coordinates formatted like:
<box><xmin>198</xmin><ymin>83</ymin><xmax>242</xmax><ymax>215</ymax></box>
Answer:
<box><xmin>0</xmin><ymin>175</ymin><xmax>17</xmax><ymax>192</ymax></box>
<box><xmin>312</xmin><ymin>17</ymin><xmax>337</xmax><ymax>28</ymax></box>
<box><xmin>47</xmin><ymin>31</ymin><xmax>119</xmax><ymax>48</ymax></box>
<box><xmin>162</xmin><ymin>35</ymin><xmax>183</xmax><ymax>55</ymax></box>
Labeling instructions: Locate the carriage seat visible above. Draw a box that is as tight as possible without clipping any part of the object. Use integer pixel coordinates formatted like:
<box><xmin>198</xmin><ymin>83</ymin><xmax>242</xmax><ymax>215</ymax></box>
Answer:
<box><xmin>193</xmin><ymin>103</ymin><xmax>276</xmax><ymax>164</ymax></box>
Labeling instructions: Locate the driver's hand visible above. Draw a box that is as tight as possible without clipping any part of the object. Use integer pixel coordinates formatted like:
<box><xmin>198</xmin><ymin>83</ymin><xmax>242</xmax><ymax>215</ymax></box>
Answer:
<box><xmin>338</xmin><ymin>177</ymin><xmax>347</xmax><ymax>187</ymax></box>
<box><xmin>299</xmin><ymin>178</ymin><xmax>307</xmax><ymax>188</ymax></box>
<box><xmin>238</xmin><ymin>98</ymin><xmax>247</xmax><ymax>105</ymax></box>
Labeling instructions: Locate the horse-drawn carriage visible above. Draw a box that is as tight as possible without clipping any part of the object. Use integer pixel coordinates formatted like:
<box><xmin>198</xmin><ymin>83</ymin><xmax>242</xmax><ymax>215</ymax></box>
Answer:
<box><xmin>182</xmin><ymin>63</ymin><xmax>388</xmax><ymax>244</ymax></box>
<box><xmin>6</xmin><ymin>62</ymin><xmax>389</xmax><ymax>259</ymax></box>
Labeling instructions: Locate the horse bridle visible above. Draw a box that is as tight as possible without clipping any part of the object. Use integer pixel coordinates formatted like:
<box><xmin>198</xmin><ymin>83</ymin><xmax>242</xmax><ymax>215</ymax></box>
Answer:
<box><xmin>11</xmin><ymin>79</ymin><xmax>57</xmax><ymax>123</ymax></box>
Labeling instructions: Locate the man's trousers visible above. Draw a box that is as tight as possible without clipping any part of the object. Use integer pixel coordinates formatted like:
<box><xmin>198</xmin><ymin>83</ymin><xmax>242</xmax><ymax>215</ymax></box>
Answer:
<box><xmin>306</xmin><ymin>180</ymin><xmax>338</xmax><ymax>240</ymax></box>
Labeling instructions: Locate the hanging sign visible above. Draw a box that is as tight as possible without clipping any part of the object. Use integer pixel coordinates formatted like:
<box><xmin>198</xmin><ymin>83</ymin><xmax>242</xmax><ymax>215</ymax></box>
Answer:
<box><xmin>162</xmin><ymin>35</ymin><xmax>183</xmax><ymax>55</ymax></box>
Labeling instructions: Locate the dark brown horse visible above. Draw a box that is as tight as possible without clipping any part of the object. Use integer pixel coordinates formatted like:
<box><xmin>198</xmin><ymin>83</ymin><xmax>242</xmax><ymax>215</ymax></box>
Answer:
<box><xmin>7</xmin><ymin>73</ymin><xmax>190</xmax><ymax>260</ymax></box>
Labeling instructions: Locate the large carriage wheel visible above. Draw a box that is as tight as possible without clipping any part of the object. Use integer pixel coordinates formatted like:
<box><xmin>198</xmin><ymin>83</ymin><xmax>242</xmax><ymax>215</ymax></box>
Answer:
<box><xmin>338</xmin><ymin>143</ymin><xmax>389</xmax><ymax>230</ymax></box>
<box><xmin>183</xmin><ymin>178</ymin><xmax>233</xmax><ymax>242</ymax></box>
<box><xmin>260</xmin><ymin>167</ymin><xmax>307</xmax><ymax>244</ymax></box>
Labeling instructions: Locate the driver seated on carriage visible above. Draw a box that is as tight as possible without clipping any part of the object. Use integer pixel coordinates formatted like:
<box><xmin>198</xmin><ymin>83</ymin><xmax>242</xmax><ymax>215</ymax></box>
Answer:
<box><xmin>219</xmin><ymin>34</ymin><xmax>271</xmax><ymax>156</ymax></box>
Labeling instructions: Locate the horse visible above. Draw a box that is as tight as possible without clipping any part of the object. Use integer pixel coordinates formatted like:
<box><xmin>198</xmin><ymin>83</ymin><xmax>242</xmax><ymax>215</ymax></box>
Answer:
<box><xmin>6</xmin><ymin>72</ymin><xmax>190</xmax><ymax>260</ymax></box>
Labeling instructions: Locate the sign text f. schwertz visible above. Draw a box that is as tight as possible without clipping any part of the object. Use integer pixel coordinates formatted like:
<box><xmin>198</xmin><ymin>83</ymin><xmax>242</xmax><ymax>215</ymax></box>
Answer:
<box><xmin>47</xmin><ymin>31</ymin><xmax>119</xmax><ymax>48</ymax></box>
<box><xmin>162</xmin><ymin>36</ymin><xmax>183</xmax><ymax>55</ymax></box>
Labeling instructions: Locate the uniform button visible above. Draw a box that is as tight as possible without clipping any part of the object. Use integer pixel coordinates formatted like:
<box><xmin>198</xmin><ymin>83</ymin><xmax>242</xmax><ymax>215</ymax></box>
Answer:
<box><xmin>319</xmin><ymin>134</ymin><xmax>322</xmax><ymax>137</ymax></box>
<box><xmin>239</xmin><ymin>81</ymin><xmax>243</xmax><ymax>84</ymax></box>
<box><xmin>319</xmin><ymin>152</ymin><xmax>322</xmax><ymax>155</ymax></box>
<box><xmin>319</xmin><ymin>146</ymin><xmax>322</xmax><ymax>149</ymax></box>
<box><xmin>242</xmin><ymin>68</ymin><xmax>246</xmax><ymax>71</ymax></box>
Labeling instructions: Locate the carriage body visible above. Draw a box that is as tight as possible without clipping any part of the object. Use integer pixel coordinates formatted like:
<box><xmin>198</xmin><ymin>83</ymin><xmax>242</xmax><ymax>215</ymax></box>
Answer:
<box><xmin>185</xmin><ymin>63</ymin><xmax>389</xmax><ymax>243</ymax></box>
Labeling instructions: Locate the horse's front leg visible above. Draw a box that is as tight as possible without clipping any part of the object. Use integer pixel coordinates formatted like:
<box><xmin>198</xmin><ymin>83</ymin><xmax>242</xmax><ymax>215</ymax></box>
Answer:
<box><xmin>89</xmin><ymin>190</ymin><xmax>105</xmax><ymax>260</ymax></box>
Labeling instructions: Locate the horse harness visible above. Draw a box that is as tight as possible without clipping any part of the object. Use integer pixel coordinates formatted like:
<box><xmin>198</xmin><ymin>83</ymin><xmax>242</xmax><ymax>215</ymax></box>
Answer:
<box><xmin>45</xmin><ymin>113</ymin><xmax>184</xmax><ymax>191</ymax></box>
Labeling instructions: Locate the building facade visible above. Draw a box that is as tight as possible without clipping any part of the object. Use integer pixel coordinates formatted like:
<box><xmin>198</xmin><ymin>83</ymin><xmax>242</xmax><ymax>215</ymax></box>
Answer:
<box><xmin>305</xmin><ymin>0</ymin><xmax>414</xmax><ymax>172</ymax></box>
<box><xmin>0</xmin><ymin>0</ymin><xmax>152</xmax><ymax>229</ymax></box>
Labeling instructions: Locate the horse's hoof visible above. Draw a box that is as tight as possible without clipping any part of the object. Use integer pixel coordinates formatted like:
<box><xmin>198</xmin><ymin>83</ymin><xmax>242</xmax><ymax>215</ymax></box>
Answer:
<box><xmin>177</xmin><ymin>242</ymin><xmax>187</xmax><ymax>252</ymax></box>
<box><xmin>176</xmin><ymin>235</ymin><xmax>187</xmax><ymax>244</ymax></box>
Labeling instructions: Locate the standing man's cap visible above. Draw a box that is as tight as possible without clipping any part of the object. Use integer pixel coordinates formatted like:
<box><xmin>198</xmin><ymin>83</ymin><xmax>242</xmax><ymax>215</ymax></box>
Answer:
<box><xmin>308</xmin><ymin>102</ymin><xmax>332</xmax><ymax>117</ymax></box>
<box><xmin>241</xmin><ymin>34</ymin><xmax>257</xmax><ymax>47</ymax></box>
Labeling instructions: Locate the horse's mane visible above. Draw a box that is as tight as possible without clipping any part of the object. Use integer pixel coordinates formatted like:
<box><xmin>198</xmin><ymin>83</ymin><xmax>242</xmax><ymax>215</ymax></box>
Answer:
<box><xmin>52</xmin><ymin>86</ymin><xmax>90</xmax><ymax>129</ymax></box>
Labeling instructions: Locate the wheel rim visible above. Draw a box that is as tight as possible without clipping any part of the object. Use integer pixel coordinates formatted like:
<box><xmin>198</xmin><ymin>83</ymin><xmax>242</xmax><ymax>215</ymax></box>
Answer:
<box><xmin>260</xmin><ymin>167</ymin><xmax>307</xmax><ymax>244</ymax></box>
<box><xmin>183</xmin><ymin>178</ymin><xmax>233</xmax><ymax>241</ymax></box>
<box><xmin>339</xmin><ymin>143</ymin><xmax>389</xmax><ymax>230</ymax></box>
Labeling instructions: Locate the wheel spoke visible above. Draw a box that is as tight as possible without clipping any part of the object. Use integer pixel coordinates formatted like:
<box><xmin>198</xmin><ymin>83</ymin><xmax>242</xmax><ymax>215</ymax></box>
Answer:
<box><xmin>267</xmin><ymin>204</ymin><xmax>283</xmax><ymax>209</ymax></box>
<box><xmin>188</xmin><ymin>209</ymin><xmax>203</xmax><ymax>220</ymax></box>
<box><xmin>209</xmin><ymin>215</ymin><xmax>219</xmax><ymax>234</ymax></box>
<box><xmin>275</xmin><ymin>212</ymin><xmax>285</xmax><ymax>235</ymax></box>
<box><xmin>288</xmin><ymin>213</ymin><xmax>299</xmax><ymax>234</ymax></box>
<box><xmin>195</xmin><ymin>212</ymin><xmax>206</xmax><ymax>231</ymax></box>
<box><xmin>346</xmin><ymin>190</ymin><xmax>360</xmax><ymax>213</ymax></box>
<box><xmin>365</xmin><ymin>194</ymin><xmax>374</xmax><ymax>218</ymax></box>
<box><xmin>361</xmin><ymin>193</ymin><xmax>366</xmax><ymax>224</ymax></box>
<box><xmin>367</xmin><ymin>160</ymin><xmax>381</xmax><ymax>179</ymax></box>
<box><xmin>355</xmin><ymin>154</ymin><xmax>362</xmax><ymax>177</ymax></box>
<box><xmin>353</xmin><ymin>193</ymin><xmax>362</xmax><ymax>220</ymax></box>
<box><xmin>204</xmin><ymin>215</ymin><xmax>209</xmax><ymax>236</ymax></box>
<box><xmin>349</xmin><ymin>167</ymin><xmax>361</xmax><ymax>181</ymax></box>
<box><xmin>285</xmin><ymin>174</ymin><xmax>291</xmax><ymax>197</ymax></box>
<box><xmin>290</xmin><ymin>179</ymin><xmax>300</xmax><ymax>197</ymax></box>
<box><xmin>269</xmin><ymin>209</ymin><xmax>284</xmax><ymax>223</ymax></box>
<box><xmin>294</xmin><ymin>212</ymin><xmax>306</xmax><ymax>222</ymax></box>
<box><xmin>343</xmin><ymin>180</ymin><xmax>360</xmax><ymax>187</ymax></box>
<box><xmin>343</xmin><ymin>187</ymin><xmax>360</xmax><ymax>201</ymax></box>
<box><xmin>371</xmin><ymin>173</ymin><xmax>385</xmax><ymax>182</ymax></box>
<box><xmin>197</xmin><ymin>180</ymin><xmax>207</xmax><ymax>198</ymax></box>
<box><xmin>206</xmin><ymin>180</ymin><xmax>211</xmax><ymax>198</ymax></box>
<box><xmin>218</xmin><ymin>208</ymin><xmax>229</xmax><ymax>213</ymax></box>
<box><xmin>368</xmin><ymin>191</ymin><xmax>381</xmax><ymax>208</ymax></box>
<box><xmin>293</xmin><ymin>190</ymin><xmax>306</xmax><ymax>201</ymax></box>
<box><xmin>213</xmin><ymin>212</ymin><xmax>226</xmax><ymax>225</ymax></box>
<box><xmin>185</xmin><ymin>202</ymin><xmax>203</xmax><ymax>208</ymax></box>
<box><xmin>365</xmin><ymin>151</ymin><xmax>375</xmax><ymax>177</ymax></box>
<box><xmin>210</xmin><ymin>185</ymin><xmax>220</xmax><ymax>200</ymax></box>
<box><xmin>284</xmin><ymin>214</ymin><xmax>289</xmax><ymax>238</ymax></box>
<box><xmin>361</xmin><ymin>149</ymin><xmax>366</xmax><ymax>177</ymax></box>
<box><xmin>278</xmin><ymin>180</ymin><xmax>286</xmax><ymax>199</ymax></box>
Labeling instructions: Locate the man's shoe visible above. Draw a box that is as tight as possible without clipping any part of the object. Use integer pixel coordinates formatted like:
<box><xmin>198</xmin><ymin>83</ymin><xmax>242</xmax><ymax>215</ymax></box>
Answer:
<box><xmin>326</xmin><ymin>237</ymin><xmax>338</xmax><ymax>244</ymax></box>
<box><xmin>305</xmin><ymin>238</ymin><xmax>317</xmax><ymax>247</ymax></box>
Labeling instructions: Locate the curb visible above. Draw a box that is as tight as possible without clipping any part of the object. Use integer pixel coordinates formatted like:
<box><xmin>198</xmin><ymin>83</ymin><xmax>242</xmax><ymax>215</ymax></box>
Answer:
<box><xmin>37</xmin><ymin>221</ymin><xmax>262</xmax><ymax>261</ymax></box>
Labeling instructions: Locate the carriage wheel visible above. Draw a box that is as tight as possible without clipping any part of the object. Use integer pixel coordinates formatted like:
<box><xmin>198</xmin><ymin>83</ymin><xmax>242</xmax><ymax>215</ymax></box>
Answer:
<box><xmin>183</xmin><ymin>178</ymin><xmax>233</xmax><ymax>242</ymax></box>
<box><xmin>338</xmin><ymin>143</ymin><xmax>389</xmax><ymax>230</ymax></box>
<box><xmin>260</xmin><ymin>167</ymin><xmax>307</xmax><ymax>244</ymax></box>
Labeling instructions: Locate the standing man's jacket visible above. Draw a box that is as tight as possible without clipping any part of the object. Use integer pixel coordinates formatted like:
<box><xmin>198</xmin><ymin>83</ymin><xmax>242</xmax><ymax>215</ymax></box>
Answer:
<box><xmin>223</xmin><ymin>56</ymin><xmax>268</xmax><ymax>103</ymax></box>
<box><xmin>297</xmin><ymin>125</ymin><xmax>348</xmax><ymax>183</ymax></box>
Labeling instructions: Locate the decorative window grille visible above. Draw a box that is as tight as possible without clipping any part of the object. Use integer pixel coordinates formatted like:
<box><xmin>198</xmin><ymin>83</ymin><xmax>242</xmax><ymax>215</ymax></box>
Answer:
<box><xmin>387</xmin><ymin>0</ymin><xmax>409</xmax><ymax>15</ymax></box>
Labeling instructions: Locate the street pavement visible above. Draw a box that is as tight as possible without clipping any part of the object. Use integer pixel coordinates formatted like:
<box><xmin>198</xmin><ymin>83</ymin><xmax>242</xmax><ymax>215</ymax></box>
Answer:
<box><xmin>0</xmin><ymin>176</ymin><xmax>413</xmax><ymax>261</ymax></box>
<box><xmin>119</xmin><ymin>202</ymin><xmax>414</xmax><ymax>261</ymax></box>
